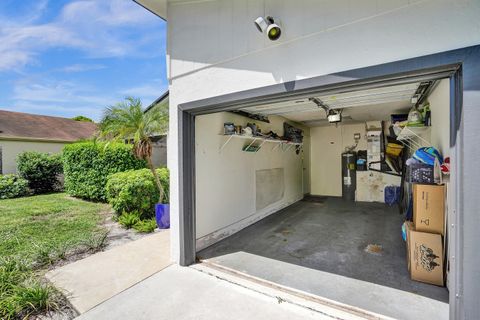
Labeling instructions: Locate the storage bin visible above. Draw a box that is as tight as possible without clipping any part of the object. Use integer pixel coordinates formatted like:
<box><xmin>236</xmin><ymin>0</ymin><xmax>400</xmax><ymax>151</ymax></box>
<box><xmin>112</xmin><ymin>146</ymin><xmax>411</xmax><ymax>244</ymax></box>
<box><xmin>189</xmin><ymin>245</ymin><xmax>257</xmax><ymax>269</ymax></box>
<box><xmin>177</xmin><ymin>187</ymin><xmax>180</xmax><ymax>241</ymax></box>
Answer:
<box><xmin>407</xmin><ymin>163</ymin><xmax>434</xmax><ymax>184</ymax></box>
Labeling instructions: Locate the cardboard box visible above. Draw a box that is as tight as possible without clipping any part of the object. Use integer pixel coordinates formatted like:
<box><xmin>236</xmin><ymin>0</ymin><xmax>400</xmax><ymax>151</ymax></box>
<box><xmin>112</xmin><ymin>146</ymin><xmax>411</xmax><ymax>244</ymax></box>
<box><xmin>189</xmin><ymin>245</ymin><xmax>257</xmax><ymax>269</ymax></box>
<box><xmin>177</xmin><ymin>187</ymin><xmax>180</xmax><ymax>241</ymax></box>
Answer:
<box><xmin>413</xmin><ymin>184</ymin><xmax>445</xmax><ymax>235</ymax></box>
<box><xmin>404</xmin><ymin>221</ymin><xmax>415</xmax><ymax>272</ymax></box>
<box><xmin>409</xmin><ymin>230</ymin><xmax>444</xmax><ymax>286</ymax></box>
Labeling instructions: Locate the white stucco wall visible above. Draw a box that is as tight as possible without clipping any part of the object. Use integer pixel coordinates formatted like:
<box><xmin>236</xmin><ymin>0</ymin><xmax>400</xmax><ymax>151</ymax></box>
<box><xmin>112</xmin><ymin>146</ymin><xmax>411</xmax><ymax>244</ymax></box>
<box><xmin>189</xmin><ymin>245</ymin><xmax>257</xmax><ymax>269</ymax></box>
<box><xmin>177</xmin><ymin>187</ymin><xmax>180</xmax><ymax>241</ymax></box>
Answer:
<box><xmin>0</xmin><ymin>140</ymin><xmax>66</xmax><ymax>174</ymax></box>
<box><xmin>195</xmin><ymin>112</ymin><xmax>308</xmax><ymax>249</ymax></box>
<box><xmin>165</xmin><ymin>0</ymin><xmax>480</xmax><ymax>263</ymax></box>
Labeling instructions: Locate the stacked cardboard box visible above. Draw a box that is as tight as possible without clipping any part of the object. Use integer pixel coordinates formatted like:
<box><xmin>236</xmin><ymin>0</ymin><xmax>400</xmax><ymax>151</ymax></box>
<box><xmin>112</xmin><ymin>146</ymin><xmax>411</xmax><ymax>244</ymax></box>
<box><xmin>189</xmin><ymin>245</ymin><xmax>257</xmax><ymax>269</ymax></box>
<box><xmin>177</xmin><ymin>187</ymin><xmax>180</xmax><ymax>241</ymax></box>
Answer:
<box><xmin>405</xmin><ymin>184</ymin><xmax>446</xmax><ymax>286</ymax></box>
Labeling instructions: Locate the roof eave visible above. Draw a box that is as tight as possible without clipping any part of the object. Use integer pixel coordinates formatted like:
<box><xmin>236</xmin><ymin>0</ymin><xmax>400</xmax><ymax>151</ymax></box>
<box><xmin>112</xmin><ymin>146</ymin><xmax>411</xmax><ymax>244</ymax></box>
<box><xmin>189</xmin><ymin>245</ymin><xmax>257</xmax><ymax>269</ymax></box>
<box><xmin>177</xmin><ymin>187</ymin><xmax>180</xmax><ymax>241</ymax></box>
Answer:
<box><xmin>0</xmin><ymin>136</ymin><xmax>87</xmax><ymax>143</ymax></box>
<box><xmin>133</xmin><ymin>0</ymin><xmax>167</xmax><ymax>21</ymax></box>
<box><xmin>145</xmin><ymin>90</ymin><xmax>169</xmax><ymax>113</ymax></box>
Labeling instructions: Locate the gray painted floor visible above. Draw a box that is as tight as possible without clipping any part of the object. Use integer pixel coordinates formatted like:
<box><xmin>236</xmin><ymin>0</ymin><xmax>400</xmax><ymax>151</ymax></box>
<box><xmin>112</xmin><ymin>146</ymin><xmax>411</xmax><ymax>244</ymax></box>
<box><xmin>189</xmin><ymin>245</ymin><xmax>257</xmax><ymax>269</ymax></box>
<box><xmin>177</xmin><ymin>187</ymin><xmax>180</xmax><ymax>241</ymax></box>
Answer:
<box><xmin>198</xmin><ymin>197</ymin><xmax>449</xmax><ymax>303</ymax></box>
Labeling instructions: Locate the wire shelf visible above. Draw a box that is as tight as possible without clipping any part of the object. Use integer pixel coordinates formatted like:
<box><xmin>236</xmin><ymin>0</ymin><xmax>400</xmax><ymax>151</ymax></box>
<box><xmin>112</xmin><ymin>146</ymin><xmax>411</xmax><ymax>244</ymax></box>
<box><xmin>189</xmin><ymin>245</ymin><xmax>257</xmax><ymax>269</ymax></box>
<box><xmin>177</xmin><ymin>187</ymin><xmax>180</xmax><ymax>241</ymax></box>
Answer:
<box><xmin>219</xmin><ymin>134</ymin><xmax>302</xmax><ymax>153</ymax></box>
<box><xmin>396</xmin><ymin>126</ymin><xmax>431</xmax><ymax>151</ymax></box>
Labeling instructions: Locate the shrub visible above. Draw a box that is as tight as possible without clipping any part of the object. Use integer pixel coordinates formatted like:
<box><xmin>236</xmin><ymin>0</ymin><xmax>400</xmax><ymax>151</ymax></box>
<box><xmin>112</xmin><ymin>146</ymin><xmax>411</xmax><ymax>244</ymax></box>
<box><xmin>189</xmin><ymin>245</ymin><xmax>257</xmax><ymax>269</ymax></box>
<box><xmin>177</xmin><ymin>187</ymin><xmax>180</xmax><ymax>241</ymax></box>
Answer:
<box><xmin>72</xmin><ymin>115</ymin><xmax>93</xmax><ymax>122</ymax></box>
<box><xmin>63</xmin><ymin>142</ymin><xmax>146</xmax><ymax>201</ymax></box>
<box><xmin>106</xmin><ymin>168</ymin><xmax>169</xmax><ymax>219</ymax></box>
<box><xmin>0</xmin><ymin>258</ymin><xmax>60</xmax><ymax>320</ymax></box>
<box><xmin>133</xmin><ymin>219</ymin><xmax>157</xmax><ymax>233</ymax></box>
<box><xmin>118</xmin><ymin>212</ymin><xmax>141</xmax><ymax>229</ymax></box>
<box><xmin>0</xmin><ymin>175</ymin><xmax>29</xmax><ymax>199</ymax></box>
<box><xmin>16</xmin><ymin>152</ymin><xmax>63</xmax><ymax>194</ymax></box>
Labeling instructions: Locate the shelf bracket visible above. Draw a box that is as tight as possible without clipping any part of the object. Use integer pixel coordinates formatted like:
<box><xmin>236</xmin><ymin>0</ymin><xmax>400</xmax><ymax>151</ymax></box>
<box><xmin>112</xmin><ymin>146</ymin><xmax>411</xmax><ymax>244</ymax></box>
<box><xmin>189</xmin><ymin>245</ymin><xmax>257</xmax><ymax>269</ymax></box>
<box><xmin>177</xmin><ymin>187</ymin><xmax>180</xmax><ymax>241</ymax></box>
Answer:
<box><xmin>245</xmin><ymin>137</ymin><xmax>258</xmax><ymax>150</ymax></box>
<box><xmin>255</xmin><ymin>139</ymin><xmax>268</xmax><ymax>152</ymax></box>
<box><xmin>272</xmin><ymin>143</ymin><xmax>282</xmax><ymax>151</ymax></box>
<box><xmin>219</xmin><ymin>134</ymin><xmax>234</xmax><ymax>153</ymax></box>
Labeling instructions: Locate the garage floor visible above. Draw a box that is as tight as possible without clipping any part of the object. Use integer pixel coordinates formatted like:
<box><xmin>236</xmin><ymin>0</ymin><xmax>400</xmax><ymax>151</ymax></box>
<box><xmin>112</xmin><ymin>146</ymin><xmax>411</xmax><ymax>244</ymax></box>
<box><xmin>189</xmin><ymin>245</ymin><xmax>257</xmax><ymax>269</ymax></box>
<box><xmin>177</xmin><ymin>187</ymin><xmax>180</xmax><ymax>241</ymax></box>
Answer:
<box><xmin>198</xmin><ymin>197</ymin><xmax>449</xmax><ymax>303</ymax></box>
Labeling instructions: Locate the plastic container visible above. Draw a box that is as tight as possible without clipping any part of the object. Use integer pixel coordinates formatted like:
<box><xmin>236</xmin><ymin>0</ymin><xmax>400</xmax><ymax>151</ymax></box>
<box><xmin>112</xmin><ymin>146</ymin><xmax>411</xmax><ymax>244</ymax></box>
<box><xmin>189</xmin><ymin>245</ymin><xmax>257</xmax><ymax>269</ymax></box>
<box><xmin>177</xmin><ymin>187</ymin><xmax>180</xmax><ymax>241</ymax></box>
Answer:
<box><xmin>384</xmin><ymin>186</ymin><xmax>401</xmax><ymax>206</ymax></box>
<box><xmin>155</xmin><ymin>203</ymin><xmax>170</xmax><ymax>229</ymax></box>
<box><xmin>407</xmin><ymin>163</ymin><xmax>435</xmax><ymax>184</ymax></box>
<box><xmin>386</xmin><ymin>143</ymin><xmax>403</xmax><ymax>157</ymax></box>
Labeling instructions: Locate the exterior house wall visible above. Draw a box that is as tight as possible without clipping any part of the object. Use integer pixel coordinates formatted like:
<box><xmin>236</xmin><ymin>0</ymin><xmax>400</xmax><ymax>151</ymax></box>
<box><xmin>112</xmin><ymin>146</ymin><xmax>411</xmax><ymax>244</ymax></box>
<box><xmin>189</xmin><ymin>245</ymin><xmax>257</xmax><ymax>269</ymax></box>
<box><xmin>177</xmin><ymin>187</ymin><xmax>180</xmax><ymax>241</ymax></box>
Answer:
<box><xmin>152</xmin><ymin>136</ymin><xmax>168</xmax><ymax>168</ymax></box>
<box><xmin>165</xmin><ymin>0</ymin><xmax>480</xmax><ymax>269</ymax></box>
<box><xmin>195</xmin><ymin>112</ymin><xmax>308</xmax><ymax>249</ymax></box>
<box><xmin>0</xmin><ymin>140</ymin><xmax>66</xmax><ymax>174</ymax></box>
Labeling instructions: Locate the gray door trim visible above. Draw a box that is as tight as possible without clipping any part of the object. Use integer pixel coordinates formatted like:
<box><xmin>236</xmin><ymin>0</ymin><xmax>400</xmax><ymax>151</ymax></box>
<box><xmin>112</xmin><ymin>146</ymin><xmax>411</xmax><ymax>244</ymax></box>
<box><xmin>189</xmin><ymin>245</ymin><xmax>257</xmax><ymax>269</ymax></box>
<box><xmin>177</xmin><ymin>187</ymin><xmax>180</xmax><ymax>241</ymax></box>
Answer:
<box><xmin>178</xmin><ymin>45</ymin><xmax>480</xmax><ymax>319</ymax></box>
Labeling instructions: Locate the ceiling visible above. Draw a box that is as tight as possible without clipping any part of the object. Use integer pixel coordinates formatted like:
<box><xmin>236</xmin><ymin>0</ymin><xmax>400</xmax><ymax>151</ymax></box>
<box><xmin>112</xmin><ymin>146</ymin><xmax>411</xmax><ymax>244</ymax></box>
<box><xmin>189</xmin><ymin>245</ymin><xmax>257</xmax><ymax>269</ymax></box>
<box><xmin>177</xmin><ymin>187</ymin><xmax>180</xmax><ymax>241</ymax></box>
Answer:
<box><xmin>239</xmin><ymin>82</ymin><xmax>423</xmax><ymax>127</ymax></box>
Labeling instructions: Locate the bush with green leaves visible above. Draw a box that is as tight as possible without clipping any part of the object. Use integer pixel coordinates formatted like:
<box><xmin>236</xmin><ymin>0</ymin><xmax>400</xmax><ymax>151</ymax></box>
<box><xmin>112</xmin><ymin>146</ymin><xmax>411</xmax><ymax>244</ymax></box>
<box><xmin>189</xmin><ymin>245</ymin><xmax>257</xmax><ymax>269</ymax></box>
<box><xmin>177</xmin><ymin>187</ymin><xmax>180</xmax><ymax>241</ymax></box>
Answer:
<box><xmin>0</xmin><ymin>175</ymin><xmax>29</xmax><ymax>199</ymax></box>
<box><xmin>72</xmin><ymin>115</ymin><xmax>93</xmax><ymax>122</ymax></box>
<box><xmin>63</xmin><ymin>142</ymin><xmax>146</xmax><ymax>201</ymax></box>
<box><xmin>16</xmin><ymin>152</ymin><xmax>63</xmax><ymax>194</ymax></box>
<box><xmin>118</xmin><ymin>212</ymin><xmax>141</xmax><ymax>229</ymax></box>
<box><xmin>133</xmin><ymin>218</ymin><xmax>157</xmax><ymax>233</ymax></box>
<box><xmin>106</xmin><ymin>168</ymin><xmax>169</xmax><ymax>219</ymax></box>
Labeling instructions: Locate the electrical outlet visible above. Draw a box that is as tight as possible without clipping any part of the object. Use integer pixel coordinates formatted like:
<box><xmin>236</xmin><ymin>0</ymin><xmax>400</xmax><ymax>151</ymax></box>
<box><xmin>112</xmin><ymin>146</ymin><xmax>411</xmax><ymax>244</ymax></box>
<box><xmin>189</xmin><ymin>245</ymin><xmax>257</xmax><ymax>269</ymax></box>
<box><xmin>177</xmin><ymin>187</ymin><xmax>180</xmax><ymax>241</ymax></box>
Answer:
<box><xmin>354</xmin><ymin>133</ymin><xmax>361</xmax><ymax>140</ymax></box>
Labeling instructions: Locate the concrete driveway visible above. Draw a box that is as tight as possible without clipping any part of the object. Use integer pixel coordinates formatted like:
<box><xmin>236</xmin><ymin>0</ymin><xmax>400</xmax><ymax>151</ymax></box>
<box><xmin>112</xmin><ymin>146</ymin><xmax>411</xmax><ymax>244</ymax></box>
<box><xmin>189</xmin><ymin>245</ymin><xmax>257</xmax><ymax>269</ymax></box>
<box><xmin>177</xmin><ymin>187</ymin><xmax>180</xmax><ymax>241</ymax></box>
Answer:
<box><xmin>75</xmin><ymin>264</ymin><xmax>335</xmax><ymax>320</ymax></box>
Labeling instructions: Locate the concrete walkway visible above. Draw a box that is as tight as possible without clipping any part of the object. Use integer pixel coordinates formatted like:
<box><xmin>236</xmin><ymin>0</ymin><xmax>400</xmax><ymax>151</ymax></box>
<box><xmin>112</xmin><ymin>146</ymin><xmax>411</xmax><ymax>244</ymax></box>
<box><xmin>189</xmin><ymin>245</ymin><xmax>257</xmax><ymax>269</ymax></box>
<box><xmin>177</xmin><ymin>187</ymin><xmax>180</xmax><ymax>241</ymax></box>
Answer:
<box><xmin>46</xmin><ymin>231</ymin><xmax>171</xmax><ymax>314</ymax></box>
<box><xmin>76</xmin><ymin>265</ymin><xmax>336</xmax><ymax>320</ymax></box>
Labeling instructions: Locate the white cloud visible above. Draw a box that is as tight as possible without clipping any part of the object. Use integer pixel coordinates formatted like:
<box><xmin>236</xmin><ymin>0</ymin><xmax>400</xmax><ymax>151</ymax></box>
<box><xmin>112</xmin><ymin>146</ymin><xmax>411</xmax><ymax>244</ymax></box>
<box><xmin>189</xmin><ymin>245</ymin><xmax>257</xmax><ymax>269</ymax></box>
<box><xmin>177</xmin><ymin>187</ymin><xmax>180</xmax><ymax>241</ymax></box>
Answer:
<box><xmin>122</xmin><ymin>82</ymin><xmax>167</xmax><ymax>99</ymax></box>
<box><xmin>3</xmin><ymin>101</ymin><xmax>103</xmax><ymax>120</ymax></box>
<box><xmin>9</xmin><ymin>77</ymin><xmax>167</xmax><ymax>121</ymax></box>
<box><xmin>0</xmin><ymin>0</ymin><xmax>165</xmax><ymax>71</ymax></box>
<box><xmin>13</xmin><ymin>80</ymin><xmax>113</xmax><ymax>105</ymax></box>
<box><xmin>61</xmin><ymin>63</ymin><xmax>106</xmax><ymax>73</ymax></box>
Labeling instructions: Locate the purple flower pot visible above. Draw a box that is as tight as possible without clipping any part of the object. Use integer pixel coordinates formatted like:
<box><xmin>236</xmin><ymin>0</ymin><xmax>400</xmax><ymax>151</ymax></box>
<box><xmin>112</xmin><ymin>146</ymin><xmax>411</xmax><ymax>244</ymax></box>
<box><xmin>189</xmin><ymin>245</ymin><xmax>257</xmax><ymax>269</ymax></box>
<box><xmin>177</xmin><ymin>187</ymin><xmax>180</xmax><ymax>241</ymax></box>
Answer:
<box><xmin>155</xmin><ymin>203</ymin><xmax>170</xmax><ymax>229</ymax></box>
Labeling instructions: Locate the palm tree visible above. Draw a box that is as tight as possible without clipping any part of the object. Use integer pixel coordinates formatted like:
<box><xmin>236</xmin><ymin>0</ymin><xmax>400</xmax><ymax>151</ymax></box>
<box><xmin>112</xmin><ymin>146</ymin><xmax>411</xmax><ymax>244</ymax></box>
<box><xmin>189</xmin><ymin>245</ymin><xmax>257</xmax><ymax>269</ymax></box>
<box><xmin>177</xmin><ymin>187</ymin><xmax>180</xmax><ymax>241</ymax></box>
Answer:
<box><xmin>100</xmin><ymin>97</ymin><xmax>168</xmax><ymax>203</ymax></box>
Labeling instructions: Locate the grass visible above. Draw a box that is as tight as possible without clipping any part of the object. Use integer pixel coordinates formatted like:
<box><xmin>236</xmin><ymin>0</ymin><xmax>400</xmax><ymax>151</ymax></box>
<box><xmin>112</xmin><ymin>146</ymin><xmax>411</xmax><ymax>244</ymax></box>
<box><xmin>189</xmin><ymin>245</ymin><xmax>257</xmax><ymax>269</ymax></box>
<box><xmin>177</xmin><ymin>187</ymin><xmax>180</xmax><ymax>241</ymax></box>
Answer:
<box><xmin>0</xmin><ymin>193</ymin><xmax>110</xmax><ymax>319</ymax></box>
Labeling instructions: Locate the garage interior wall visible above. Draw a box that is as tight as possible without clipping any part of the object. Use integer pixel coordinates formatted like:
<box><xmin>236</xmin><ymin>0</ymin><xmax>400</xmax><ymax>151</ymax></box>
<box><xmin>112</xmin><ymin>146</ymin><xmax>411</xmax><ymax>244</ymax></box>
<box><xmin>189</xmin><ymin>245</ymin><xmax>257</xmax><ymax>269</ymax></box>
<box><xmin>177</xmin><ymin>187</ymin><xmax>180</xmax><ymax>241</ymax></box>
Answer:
<box><xmin>195</xmin><ymin>112</ymin><xmax>310</xmax><ymax>249</ymax></box>
<box><xmin>428</xmin><ymin>79</ymin><xmax>450</xmax><ymax>157</ymax></box>
<box><xmin>310</xmin><ymin>123</ymin><xmax>367</xmax><ymax>196</ymax></box>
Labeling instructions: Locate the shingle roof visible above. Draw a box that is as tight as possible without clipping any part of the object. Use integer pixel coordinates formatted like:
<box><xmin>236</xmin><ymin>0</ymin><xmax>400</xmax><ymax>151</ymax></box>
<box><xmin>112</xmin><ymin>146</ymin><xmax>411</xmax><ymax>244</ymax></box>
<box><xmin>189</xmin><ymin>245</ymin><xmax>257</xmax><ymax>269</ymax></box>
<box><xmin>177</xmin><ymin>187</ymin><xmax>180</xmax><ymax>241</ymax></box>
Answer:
<box><xmin>0</xmin><ymin>110</ymin><xmax>98</xmax><ymax>142</ymax></box>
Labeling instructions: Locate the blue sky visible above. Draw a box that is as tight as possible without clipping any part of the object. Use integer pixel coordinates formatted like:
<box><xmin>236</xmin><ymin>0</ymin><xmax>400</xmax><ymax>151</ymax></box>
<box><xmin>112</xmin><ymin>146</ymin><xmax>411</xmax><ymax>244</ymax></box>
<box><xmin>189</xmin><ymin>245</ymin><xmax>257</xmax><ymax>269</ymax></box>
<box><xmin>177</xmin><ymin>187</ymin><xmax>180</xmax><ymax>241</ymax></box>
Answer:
<box><xmin>0</xmin><ymin>0</ymin><xmax>167</xmax><ymax>121</ymax></box>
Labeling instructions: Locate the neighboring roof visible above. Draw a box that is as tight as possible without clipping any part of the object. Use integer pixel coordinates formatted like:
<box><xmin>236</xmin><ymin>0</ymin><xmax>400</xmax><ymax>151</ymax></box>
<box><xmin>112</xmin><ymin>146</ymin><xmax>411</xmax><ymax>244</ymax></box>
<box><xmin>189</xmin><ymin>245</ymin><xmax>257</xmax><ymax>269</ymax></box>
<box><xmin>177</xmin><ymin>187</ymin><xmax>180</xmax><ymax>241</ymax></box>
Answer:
<box><xmin>0</xmin><ymin>110</ymin><xmax>98</xmax><ymax>142</ymax></box>
<box><xmin>144</xmin><ymin>90</ymin><xmax>169</xmax><ymax>113</ymax></box>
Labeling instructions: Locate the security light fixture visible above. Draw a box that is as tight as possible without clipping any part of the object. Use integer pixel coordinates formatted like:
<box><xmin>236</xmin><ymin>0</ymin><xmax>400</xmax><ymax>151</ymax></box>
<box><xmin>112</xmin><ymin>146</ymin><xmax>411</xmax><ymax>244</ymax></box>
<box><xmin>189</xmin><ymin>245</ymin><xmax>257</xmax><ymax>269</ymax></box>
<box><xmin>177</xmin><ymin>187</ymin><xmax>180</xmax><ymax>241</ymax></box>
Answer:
<box><xmin>254</xmin><ymin>16</ymin><xmax>282</xmax><ymax>41</ymax></box>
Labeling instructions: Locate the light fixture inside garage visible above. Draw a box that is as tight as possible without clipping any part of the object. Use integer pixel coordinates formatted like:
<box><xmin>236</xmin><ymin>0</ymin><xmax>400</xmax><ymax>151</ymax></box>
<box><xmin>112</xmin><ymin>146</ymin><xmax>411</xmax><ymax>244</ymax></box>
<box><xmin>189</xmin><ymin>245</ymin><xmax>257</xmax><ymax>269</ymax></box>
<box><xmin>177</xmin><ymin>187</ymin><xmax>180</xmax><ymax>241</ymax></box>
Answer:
<box><xmin>254</xmin><ymin>16</ymin><xmax>282</xmax><ymax>41</ymax></box>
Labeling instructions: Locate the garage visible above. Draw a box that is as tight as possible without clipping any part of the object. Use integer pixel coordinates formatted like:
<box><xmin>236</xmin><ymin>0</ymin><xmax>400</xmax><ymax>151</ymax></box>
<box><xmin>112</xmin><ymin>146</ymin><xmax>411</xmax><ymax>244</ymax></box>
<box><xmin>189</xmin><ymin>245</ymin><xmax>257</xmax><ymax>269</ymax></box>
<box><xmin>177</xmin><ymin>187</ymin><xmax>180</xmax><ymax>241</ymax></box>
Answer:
<box><xmin>189</xmin><ymin>70</ymin><xmax>456</xmax><ymax>318</ymax></box>
<box><xmin>171</xmin><ymin>44</ymin><xmax>480</xmax><ymax>319</ymax></box>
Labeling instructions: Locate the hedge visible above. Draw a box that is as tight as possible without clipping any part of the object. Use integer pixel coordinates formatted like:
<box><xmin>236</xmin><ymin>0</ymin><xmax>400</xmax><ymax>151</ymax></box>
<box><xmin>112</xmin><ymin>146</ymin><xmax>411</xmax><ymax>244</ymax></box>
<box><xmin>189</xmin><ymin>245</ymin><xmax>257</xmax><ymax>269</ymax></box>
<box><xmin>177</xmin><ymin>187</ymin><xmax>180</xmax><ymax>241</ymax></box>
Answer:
<box><xmin>0</xmin><ymin>174</ymin><xmax>29</xmax><ymax>199</ymax></box>
<box><xmin>16</xmin><ymin>151</ymin><xmax>63</xmax><ymax>194</ymax></box>
<box><xmin>63</xmin><ymin>142</ymin><xmax>146</xmax><ymax>201</ymax></box>
<box><xmin>106</xmin><ymin>168</ymin><xmax>169</xmax><ymax>219</ymax></box>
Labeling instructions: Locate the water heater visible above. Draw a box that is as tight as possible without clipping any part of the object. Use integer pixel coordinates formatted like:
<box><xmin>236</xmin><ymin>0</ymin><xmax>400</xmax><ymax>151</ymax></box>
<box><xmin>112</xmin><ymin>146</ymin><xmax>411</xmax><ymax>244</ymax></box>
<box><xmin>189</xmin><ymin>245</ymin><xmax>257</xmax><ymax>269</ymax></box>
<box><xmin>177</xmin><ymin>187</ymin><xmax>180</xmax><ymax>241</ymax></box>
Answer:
<box><xmin>342</xmin><ymin>152</ymin><xmax>357</xmax><ymax>201</ymax></box>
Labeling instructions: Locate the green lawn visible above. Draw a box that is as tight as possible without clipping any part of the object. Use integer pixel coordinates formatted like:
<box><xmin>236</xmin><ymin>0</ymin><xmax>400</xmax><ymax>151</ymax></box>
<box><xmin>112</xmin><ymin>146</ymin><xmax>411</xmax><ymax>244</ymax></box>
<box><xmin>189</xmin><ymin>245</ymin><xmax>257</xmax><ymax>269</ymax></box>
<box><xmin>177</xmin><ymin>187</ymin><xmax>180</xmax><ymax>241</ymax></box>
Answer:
<box><xmin>0</xmin><ymin>193</ymin><xmax>110</xmax><ymax>263</ymax></box>
<box><xmin>0</xmin><ymin>193</ymin><xmax>111</xmax><ymax>319</ymax></box>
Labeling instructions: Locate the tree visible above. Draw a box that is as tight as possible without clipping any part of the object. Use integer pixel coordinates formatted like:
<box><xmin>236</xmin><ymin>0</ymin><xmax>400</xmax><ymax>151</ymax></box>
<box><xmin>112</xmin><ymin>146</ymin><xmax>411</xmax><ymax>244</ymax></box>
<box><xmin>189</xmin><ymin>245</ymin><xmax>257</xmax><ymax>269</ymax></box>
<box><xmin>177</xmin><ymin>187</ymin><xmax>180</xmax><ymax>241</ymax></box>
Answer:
<box><xmin>72</xmin><ymin>115</ymin><xmax>94</xmax><ymax>122</ymax></box>
<box><xmin>99</xmin><ymin>97</ymin><xmax>168</xmax><ymax>203</ymax></box>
